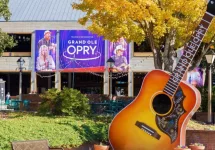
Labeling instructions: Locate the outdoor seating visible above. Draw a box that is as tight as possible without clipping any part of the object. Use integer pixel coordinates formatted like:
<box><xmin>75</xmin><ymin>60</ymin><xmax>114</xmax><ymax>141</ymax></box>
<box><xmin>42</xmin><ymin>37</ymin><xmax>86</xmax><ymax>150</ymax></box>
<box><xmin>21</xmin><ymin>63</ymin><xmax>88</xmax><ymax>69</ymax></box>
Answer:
<box><xmin>90</xmin><ymin>101</ymin><xmax>109</xmax><ymax>114</ymax></box>
<box><xmin>8</xmin><ymin>99</ymin><xmax>20</xmax><ymax>110</ymax></box>
<box><xmin>22</xmin><ymin>99</ymin><xmax>30</xmax><ymax>110</ymax></box>
<box><xmin>104</xmin><ymin>100</ymin><xmax>123</xmax><ymax>115</ymax></box>
<box><xmin>11</xmin><ymin>139</ymin><xmax>64</xmax><ymax>150</ymax></box>
<box><xmin>90</xmin><ymin>99</ymin><xmax>133</xmax><ymax>115</ymax></box>
<box><xmin>5</xmin><ymin>99</ymin><xmax>11</xmax><ymax>105</ymax></box>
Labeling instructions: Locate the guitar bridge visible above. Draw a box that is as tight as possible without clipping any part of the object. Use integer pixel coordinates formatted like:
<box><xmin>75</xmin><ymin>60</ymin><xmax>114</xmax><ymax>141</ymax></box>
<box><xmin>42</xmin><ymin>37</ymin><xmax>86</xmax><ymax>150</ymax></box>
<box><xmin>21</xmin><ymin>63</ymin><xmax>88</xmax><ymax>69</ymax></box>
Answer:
<box><xmin>135</xmin><ymin>121</ymin><xmax>161</xmax><ymax>140</ymax></box>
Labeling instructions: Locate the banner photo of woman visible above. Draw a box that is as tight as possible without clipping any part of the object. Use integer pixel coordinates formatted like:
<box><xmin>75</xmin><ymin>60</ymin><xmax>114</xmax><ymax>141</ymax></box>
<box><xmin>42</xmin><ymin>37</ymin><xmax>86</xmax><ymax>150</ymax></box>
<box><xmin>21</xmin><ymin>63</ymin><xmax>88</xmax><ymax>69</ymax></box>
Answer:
<box><xmin>108</xmin><ymin>37</ymin><xmax>130</xmax><ymax>72</ymax></box>
<box><xmin>174</xmin><ymin>47</ymin><xmax>205</xmax><ymax>87</ymax></box>
<box><xmin>186</xmin><ymin>67</ymin><xmax>204</xmax><ymax>87</ymax></box>
<box><xmin>35</xmin><ymin>30</ymin><xmax>57</xmax><ymax>71</ymax></box>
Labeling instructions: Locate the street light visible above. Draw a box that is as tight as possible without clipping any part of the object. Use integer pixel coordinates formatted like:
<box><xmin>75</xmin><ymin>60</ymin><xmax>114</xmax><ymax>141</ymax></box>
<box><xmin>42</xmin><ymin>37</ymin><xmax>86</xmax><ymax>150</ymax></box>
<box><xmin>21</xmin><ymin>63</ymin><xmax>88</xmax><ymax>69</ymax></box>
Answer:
<box><xmin>107</xmin><ymin>57</ymin><xmax>115</xmax><ymax>100</ymax></box>
<box><xmin>205</xmin><ymin>51</ymin><xmax>215</xmax><ymax>123</ymax></box>
<box><xmin>17</xmin><ymin>57</ymin><xmax>25</xmax><ymax>102</ymax></box>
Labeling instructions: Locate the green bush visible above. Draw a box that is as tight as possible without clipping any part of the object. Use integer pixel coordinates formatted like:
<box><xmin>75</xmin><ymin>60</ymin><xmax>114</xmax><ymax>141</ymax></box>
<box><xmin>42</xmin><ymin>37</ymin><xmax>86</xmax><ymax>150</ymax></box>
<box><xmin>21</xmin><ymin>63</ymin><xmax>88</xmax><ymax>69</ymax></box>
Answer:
<box><xmin>39</xmin><ymin>87</ymin><xmax>90</xmax><ymax>116</ymax></box>
<box><xmin>59</xmin><ymin>87</ymin><xmax>90</xmax><ymax>116</ymax></box>
<box><xmin>39</xmin><ymin>88</ymin><xmax>60</xmax><ymax>115</ymax></box>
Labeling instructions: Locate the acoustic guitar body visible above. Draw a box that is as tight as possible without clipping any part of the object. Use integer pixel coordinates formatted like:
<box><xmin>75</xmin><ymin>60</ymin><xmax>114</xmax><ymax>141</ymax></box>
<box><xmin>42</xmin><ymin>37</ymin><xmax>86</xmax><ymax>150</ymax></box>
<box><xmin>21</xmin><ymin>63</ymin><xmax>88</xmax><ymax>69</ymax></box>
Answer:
<box><xmin>109</xmin><ymin>70</ymin><xmax>201</xmax><ymax>150</ymax></box>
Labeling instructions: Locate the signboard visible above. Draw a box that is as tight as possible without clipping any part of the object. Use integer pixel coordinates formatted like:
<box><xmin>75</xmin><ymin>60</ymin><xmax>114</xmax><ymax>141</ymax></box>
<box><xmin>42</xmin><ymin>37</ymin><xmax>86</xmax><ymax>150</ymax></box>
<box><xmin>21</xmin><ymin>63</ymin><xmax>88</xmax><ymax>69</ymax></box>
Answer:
<box><xmin>108</xmin><ymin>37</ymin><xmax>130</xmax><ymax>72</ymax></box>
<box><xmin>59</xmin><ymin>30</ymin><xmax>105</xmax><ymax>72</ymax></box>
<box><xmin>35</xmin><ymin>30</ymin><xmax>57</xmax><ymax>71</ymax></box>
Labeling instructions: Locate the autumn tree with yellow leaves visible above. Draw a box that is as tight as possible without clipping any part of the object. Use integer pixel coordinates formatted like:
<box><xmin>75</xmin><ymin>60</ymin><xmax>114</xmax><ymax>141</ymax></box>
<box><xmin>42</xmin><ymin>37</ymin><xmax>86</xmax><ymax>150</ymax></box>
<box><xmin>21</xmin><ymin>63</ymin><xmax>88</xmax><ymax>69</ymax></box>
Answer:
<box><xmin>73</xmin><ymin>0</ymin><xmax>215</xmax><ymax>72</ymax></box>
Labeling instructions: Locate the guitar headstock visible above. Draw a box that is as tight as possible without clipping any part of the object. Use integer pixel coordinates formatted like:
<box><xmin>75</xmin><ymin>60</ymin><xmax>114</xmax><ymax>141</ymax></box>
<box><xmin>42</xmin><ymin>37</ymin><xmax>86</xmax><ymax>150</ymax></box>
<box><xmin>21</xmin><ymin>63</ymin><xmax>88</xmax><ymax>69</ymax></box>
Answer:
<box><xmin>207</xmin><ymin>0</ymin><xmax>215</xmax><ymax>15</ymax></box>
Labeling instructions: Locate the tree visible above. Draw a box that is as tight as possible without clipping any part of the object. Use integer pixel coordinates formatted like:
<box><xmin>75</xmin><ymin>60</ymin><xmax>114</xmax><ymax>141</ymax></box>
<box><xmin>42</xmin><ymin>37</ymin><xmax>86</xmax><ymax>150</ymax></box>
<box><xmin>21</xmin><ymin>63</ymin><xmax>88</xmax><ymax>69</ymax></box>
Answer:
<box><xmin>73</xmin><ymin>0</ymin><xmax>215</xmax><ymax>72</ymax></box>
<box><xmin>0</xmin><ymin>0</ymin><xmax>16</xmax><ymax>55</ymax></box>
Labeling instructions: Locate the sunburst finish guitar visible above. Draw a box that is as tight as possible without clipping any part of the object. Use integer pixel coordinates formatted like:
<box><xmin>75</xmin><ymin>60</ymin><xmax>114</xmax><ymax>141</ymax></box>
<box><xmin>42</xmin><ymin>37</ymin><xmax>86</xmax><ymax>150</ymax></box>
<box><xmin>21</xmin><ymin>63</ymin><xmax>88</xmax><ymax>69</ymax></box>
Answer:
<box><xmin>109</xmin><ymin>1</ymin><xmax>215</xmax><ymax>149</ymax></box>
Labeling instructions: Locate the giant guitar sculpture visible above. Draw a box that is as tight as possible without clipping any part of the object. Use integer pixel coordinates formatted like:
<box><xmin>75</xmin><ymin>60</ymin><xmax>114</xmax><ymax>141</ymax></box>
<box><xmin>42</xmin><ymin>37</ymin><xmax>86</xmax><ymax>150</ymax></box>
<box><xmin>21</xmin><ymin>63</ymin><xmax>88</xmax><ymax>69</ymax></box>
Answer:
<box><xmin>109</xmin><ymin>1</ymin><xmax>215</xmax><ymax>149</ymax></box>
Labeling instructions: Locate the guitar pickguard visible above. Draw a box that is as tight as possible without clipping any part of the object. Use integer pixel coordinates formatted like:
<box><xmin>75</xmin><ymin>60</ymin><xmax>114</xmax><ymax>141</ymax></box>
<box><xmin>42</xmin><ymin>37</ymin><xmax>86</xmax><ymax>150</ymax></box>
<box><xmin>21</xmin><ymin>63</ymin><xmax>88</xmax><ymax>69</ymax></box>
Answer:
<box><xmin>156</xmin><ymin>87</ymin><xmax>186</xmax><ymax>143</ymax></box>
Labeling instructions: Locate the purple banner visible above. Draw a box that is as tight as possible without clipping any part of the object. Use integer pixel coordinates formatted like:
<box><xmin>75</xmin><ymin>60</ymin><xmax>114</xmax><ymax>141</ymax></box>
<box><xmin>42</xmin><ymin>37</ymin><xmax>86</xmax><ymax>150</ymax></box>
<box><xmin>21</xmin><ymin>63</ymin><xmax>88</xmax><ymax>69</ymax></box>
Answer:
<box><xmin>186</xmin><ymin>67</ymin><xmax>204</xmax><ymax>87</ymax></box>
<box><xmin>108</xmin><ymin>37</ymin><xmax>130</xmax><ymax>72</ymax></box>
<box><xmin>35</xmin><ymin>30</ymin><xmax>57</xmax><ymax>71</ymax></box>
<box><xmin>59</xmin><ymin>30</ymin><xmax>105</xmax><ymax>72</ymax></box>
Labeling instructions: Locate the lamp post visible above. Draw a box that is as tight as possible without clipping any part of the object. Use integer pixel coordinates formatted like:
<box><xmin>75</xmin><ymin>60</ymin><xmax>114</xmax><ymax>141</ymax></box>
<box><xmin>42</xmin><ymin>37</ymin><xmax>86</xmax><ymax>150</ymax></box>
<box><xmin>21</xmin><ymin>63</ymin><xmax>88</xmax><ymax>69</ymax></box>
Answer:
<box><xmin>17</xmin><ymin>57</ymin><xmax>25</xmax><ymax>102</ymax></box>
<box><xmin>107</xmin><ymin>57</ymin><xmax>115</xmax><ymax>100</ymax></box>
<box><xmin>205</xmin><ymin>51</ymin><xmax>215</xmax><ymax>123</ymax></box>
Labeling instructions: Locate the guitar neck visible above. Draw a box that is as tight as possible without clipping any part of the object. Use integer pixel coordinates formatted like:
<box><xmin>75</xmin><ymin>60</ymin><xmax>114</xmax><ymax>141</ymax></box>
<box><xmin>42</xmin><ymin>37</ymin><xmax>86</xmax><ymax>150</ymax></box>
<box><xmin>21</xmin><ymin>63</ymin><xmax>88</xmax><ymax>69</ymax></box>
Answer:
<box><xmin>164</xmin><ymin>12</ymin><xmax>214</xmax><ymax>97</ymax></box>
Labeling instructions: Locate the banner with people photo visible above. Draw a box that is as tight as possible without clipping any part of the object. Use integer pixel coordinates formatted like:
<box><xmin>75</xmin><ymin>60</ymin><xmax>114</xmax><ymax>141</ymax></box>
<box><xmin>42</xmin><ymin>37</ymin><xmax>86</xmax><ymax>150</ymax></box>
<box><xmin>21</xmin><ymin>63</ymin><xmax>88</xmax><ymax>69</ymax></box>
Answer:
<box><xmin>35</xmin><ymin>30</ymin><xmax>57</xmax><ymax>71</ymax></box>
<box><xmin>108</xmin><ymin>37</ymin><xmax>130</xmax><ymax>72</ymax></box>
<box><xmin>59</xmin><ymin>30</ymin><xmax>105</xmax><ymax>72</ymax></box>
<box><xmin>175</xmin><ymin>47</ymin><xmax>205</xmax><ymax>87</ymax></box>
<box><xmin>186</xmin><ymin>67</ymin><xmax>205</xmax><ymax>87</ymax></box>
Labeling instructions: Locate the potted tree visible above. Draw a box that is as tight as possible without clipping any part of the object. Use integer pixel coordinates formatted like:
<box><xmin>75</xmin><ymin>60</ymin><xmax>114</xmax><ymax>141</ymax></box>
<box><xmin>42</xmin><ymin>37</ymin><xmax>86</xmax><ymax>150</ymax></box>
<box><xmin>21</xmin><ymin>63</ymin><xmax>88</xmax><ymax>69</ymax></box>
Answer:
<box><xmin>189</xmin><ymin>143</ymin><xmax>205</xmax><ymax>150</ymax></box>
<box><xmin>90</xmin><ymin>119</ymin><xmax>110</xmax><ymax>150</ymax></box>
<box><xmin>93</xmin><ymin>142</ymin><xmax>109</xmax><ymax>150</ymax></box>
<box><xmin>174</xmin><ymin>145</ymin><xmax>191</xmax><ymax>150</ymax></box>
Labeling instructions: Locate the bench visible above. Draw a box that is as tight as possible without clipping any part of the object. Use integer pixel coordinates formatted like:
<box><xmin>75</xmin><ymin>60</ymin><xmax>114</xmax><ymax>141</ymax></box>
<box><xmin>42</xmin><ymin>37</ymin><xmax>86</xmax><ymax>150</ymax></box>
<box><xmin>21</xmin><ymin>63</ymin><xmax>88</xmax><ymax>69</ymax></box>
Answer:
<box><xmin>11</xmin><ymin>139</ymin><xmax>64</xmax><ymax>150</ymax></box>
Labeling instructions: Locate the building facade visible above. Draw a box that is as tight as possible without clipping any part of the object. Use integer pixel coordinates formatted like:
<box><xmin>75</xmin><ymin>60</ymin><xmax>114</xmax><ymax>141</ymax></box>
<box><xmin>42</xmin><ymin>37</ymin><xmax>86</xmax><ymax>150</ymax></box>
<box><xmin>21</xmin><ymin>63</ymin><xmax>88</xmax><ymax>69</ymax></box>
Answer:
<box><xmin>0</xmin><ymin>0</ymin><xmax>155</xmax><ymax>97</ymax></box>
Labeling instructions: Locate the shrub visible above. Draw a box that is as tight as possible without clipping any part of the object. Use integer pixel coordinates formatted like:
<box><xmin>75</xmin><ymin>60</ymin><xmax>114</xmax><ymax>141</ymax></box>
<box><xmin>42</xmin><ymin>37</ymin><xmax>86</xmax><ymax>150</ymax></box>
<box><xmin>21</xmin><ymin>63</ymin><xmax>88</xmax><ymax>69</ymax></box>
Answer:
<box><xmin>39</xmin><ymin>87</ymin><xmax>90</xmax><ymax>116</ymax></box>
<box><xmin>79</xmin><ymin>121</ymin><xmax>109</xmax><ymax>144</ymax></box>
<box><xmin>39</xmin><ymin>88</ymin><xmax>60</xmax><ymax>115</ymax></box>
<box><xmin>58</xmin><ymin>87</ymin><xmax>90</xmax><ymax>116</ymax></box>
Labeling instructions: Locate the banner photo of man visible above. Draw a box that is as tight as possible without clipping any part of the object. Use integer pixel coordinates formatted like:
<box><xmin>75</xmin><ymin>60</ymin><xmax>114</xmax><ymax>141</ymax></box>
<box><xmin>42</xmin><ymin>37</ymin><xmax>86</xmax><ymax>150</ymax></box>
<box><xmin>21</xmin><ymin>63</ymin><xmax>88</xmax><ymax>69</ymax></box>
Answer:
<box><xmin>108</xmin><ymin>37</ymin><xmax>129</xmax><ymax>72</ymax></box>
<box><xmin>59</xmin><ymin>30</ymin><xmax>105</xmax><ymax>72</ymax></box>
<box><xmin>35</xmin><ymin>30</ymin><xmax>57</xmax><ymax>71</ymax></box>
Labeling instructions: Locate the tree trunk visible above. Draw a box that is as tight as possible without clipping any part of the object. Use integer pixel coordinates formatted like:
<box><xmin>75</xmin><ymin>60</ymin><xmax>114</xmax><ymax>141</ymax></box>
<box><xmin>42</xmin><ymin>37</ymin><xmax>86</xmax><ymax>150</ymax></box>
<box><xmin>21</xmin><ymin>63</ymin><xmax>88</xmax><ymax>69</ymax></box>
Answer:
<box><xmin>163</xmin><ymin>31</ymin><xmax>175</xmax><ymax>72</ymax></box>
<box><xmin>146</xmin><ymin>24</ymin><xmax>163</xmax><ymax>69</ymax></box>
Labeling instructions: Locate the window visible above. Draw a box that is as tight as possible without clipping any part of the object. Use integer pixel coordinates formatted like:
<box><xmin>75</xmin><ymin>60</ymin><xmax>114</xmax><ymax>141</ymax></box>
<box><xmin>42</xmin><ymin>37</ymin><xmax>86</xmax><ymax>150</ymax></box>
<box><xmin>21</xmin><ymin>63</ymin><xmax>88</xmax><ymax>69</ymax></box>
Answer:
<box><xmin>6</xmin><ymin>34</ymin><xmax>31</xmax><ymax>52</ymax></box>
<box><xmin>133</xmin><ymin>72</ymin><xmax>147</xmax><ymax>96</ymax></box>
<box><xmin>134</xmin><ymin>40</ymin><xmax>151</xmax><ymax>52</ymax></box>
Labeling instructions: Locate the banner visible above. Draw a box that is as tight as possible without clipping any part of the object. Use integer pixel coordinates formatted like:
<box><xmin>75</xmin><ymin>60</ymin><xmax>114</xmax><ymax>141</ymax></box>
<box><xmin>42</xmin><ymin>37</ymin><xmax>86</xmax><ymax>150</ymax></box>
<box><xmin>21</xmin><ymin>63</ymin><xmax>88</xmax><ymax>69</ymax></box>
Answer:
<box><xmin>186</xmin><ymin>67</ymin><xmax>204</xmax><ymax>87</ymax></box>
<box><xmin>108</xmin><ymin>37</ymin><xmax>130</xmax><ymax>72</ymax></box>
<box><xmin>35</xmin><ymin>30</ymin><xmax>57</xmax><ymax>71</ymax></box>
<box><xmin>175</xmin><ymin>47</ymin><xmax>204</xmax><ymax>87</ymax></box>
<box><xmin>59</xmin><ymin>30</ymin><xmax>105</xmax><ymax>72</ymax></box>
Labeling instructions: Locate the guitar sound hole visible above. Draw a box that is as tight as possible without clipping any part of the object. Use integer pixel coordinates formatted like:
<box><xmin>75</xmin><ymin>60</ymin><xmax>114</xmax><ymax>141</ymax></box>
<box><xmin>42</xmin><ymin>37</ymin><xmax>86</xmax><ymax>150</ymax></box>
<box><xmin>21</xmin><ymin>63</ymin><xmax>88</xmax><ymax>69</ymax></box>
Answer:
<box><xmin>152</xmin><ymin>94</ymin><xmax>172</xmax><ymax>115</ymax></box>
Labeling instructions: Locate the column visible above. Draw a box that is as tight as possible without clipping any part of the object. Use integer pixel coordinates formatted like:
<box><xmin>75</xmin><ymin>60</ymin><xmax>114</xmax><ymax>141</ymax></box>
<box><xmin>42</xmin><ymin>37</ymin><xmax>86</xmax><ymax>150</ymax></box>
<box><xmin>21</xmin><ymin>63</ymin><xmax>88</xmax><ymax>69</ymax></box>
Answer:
<box><xmin>30</xmin><ymin>31</ymin><xmax>37</xmax><ymax>93</ymax></box>
<box><xmin>103</xmin><ymin>69</ymin><xmax>109</xmax><ymax>95</ymax></box>
<box><xmin>103</xmin><ymin>40</ymin><xmax>109</xmax><ymax>95</ymax></box>
<box><xmin>55</xmin><ymin>72</ymin><xmax>61</xmax><ymax>90</ymax></box>
<box><xmin>128</xmin><ymin>42</ymin><xmax>134</xmax><ymax>96</ymax></box>
<box><xmin>128</xmin><ymin>71</ymin><xmax>133</xmax><ymax>96</ymax></box>
<box><xmin>55</xmin><ymin>30</ymin><xmax>61</xmax><ymax>90</ymax></box>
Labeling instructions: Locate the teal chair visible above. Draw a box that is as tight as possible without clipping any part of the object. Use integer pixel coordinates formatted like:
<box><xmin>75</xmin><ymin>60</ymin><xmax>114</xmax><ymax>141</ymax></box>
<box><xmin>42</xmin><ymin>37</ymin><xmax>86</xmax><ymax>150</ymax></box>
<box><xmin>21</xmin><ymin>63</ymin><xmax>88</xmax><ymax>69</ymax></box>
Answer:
<box><xmin>23</xmin><ymin>100</ymin><xmax>30</xmax><ymax>110</ymax></box>
<box><xmin>104</xmin><ymin>100</ymin><xmax>119</xmax><ymax>115</ymax></box>
<box><xmin>5</xmin><ymin>99</ymin><xmax>11</xmax><ymax>105</ymax></box>
<box><xmin>10</xmin><ymin>100</ymin><xmax>19</xmax><ymax>110</ymax></box>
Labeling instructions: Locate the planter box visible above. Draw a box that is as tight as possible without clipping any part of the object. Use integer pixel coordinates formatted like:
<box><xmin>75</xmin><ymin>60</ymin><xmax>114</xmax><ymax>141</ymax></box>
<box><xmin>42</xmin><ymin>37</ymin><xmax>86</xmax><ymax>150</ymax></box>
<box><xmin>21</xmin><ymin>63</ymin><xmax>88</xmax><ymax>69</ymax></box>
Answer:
<box><xmin>93</xmin><ymin>144</ymin><xmax>109</xmax><ymax>150</ymax></box>
<box><xmin>186</xmin><ymin>130</ymin><xmax>215</xmax><ymax>150</ymax></box>
<box><xmin>194</xmin><ymin>112</ymin><xmax>215</xmax><ymax>123</ymax></box>
<box><xmin>189</xmin><ymin>145</ymin><xmax>205</xmax><ymax>150</ymax></box>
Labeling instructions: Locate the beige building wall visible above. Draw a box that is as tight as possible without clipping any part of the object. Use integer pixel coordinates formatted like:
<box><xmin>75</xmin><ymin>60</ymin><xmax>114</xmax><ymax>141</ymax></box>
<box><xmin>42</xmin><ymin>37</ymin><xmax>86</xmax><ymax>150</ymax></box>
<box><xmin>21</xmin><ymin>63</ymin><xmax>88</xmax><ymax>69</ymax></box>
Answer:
<box><xmin>0</xmin><ymin>22</ymin><xmax>90</xmax><ymax>33</ymax></box>
<box><xmin>0</xmin><ymin>57</ymin><xmax>31</xmax><ymax>71</ymax></box>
